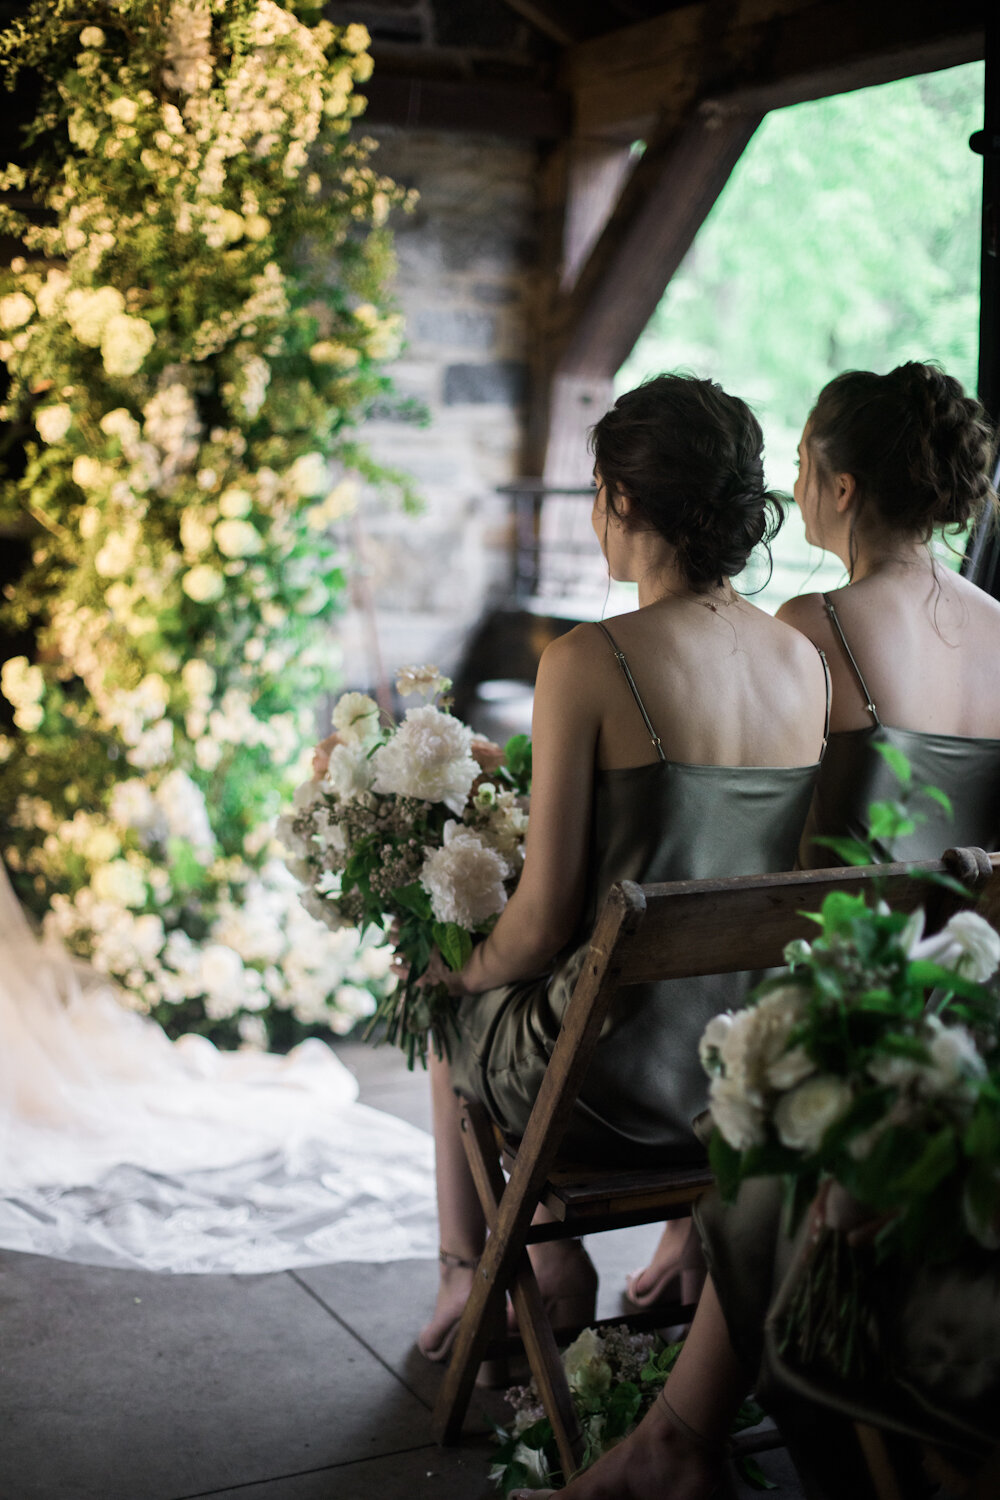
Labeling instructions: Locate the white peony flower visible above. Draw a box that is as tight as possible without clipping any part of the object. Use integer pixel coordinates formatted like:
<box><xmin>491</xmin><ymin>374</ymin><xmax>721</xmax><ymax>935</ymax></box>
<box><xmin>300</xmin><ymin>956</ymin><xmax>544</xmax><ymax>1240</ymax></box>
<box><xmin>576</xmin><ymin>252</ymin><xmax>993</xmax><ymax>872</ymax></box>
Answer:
<box><xmin>182</xmin><ymin>564</ymin><xmax>225</xmax><ymax>603</ymax></box>
<box><xmin>34</xmin><ymin>404</ymin><xmax>72</xmax><ymax>443</ymax></box>
<box><xmin>708</xmin><ymin>1077</ymin><xmax>767</xmax><ymax>1149</ymax></box>
<box><xmin>420</xmin><ymin>822</ymin><xmax>509</xmax><ymax>928</ymax></box>
<box><xmin>372</xmin><ymin>704</ymin><xmax>479</xmax><ymax>814</ymax></box>
<box><xmin>774</xmin><ymin>1075</ymin><xmax>853</xmax><ymax>1153</ymax></box>
<box><xmin>395</xmin><ymin>663</ymin><xmax>452</xmax><ymax>700</ymax></box>
<box><xmin>0</xmin><ymin>292</ymin><xmax>34</xmax><ymax>330</ymax></box>
<box><xmin>214</xmin><ymin>518</ymin><xmax>261</xmax><ymax>557</ymax></box>
<box><xmin>911</xmin><ymin>910</ymin><xmax>1000</xmax><ymax>983</ymax></box>
<box><xmin>331</xmin><ymin>691</ymin><xmax>380</xmax><ymax>746</ymax></box>
<box><xmin>322</xmin><ymin>743</ymin><xmax>374</xmax><ymax>801</ymax></box>
<box><xmin>923</xmin><ymin>1014</ymin><xmax>987</xmax><ymax>1094</ymax></box>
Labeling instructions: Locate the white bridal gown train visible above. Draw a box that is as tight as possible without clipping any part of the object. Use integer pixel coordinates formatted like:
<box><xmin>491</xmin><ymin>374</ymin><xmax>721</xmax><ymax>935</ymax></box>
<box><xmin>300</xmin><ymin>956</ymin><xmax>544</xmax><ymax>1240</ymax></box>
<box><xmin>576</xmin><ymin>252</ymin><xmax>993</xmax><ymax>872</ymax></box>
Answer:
<box><xmin>0</xmin><ymin>867</ymin><xmax>436</xmax><ymax>1274</ymax></box>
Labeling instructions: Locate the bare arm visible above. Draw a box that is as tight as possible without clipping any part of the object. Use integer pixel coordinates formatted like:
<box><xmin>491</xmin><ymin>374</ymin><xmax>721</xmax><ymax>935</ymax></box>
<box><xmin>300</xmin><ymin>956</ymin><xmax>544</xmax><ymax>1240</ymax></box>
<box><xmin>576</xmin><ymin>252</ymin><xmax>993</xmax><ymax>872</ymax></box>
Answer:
<box><xmin>458</xmin><ymin>629</ymin><xmax>600</xmax><ymax>994</ymax></box>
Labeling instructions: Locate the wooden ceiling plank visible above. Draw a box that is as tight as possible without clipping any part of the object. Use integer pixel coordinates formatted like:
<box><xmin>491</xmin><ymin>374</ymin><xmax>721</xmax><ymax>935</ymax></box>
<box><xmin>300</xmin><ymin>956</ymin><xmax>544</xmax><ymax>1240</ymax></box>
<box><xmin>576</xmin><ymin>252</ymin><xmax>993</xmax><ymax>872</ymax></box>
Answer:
<box><xmin>566</xmin><ymin>0</ymin><xmax>985</xmax><ymax>135</ymax></box>
<box><xmin>359</xmin><ymin>74</ymin><xmax>571</xmax><ymax>139</ymax></box>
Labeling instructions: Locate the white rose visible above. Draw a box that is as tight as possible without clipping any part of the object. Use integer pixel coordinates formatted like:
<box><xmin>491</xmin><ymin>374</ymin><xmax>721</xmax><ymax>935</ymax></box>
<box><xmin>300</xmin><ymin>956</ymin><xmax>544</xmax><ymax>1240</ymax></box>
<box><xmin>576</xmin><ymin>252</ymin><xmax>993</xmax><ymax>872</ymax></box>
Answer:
<box><xmin>371</xmin><ymin>704</ymin><xmax>479</xmax><ymax>815</ymax></box>
<box><xmin>79</xmin><ymin>26</ymin><xmax>105</xmax><ymax>47</ymax></box>
<box><xmin>420</xmin><ymin>822</ymin><xmax>509</xmax><ymax>928</ymax></box>
<box><xmin>562</xmin><ymin>1328</ymin><xmax>612</xmax><ymax>1401</ymax></box>
<box><xmin>0</xmin><ymin>292</ymin><xmax>34</xmax><ymax>330</ymax></box>
<box><xmin>395</xmin><ymin>663</ymin><xmax>452</xmax><ymax>700</ymax></box>
<box><xmin>288</xmin><ymin>451</ymin><xmax>327</xmax><ymax>497</ymax></box>
<box><xmin>774</xmin><ymin>1075</ymin><xmax>853</xmax><ymax>1153</ymax></box>
<box><xmin>218</xmin><ymin>486</ymin><xmax>251</xmax><ymax>517</ymax></box>
<box><xmin>911</xmin><ymin>910</ymin><xmax>1000</xmax><ymax>983</ymax></box>
<box><xmin>65</xmin><ymin>285</ymin><xmax>125</xmax><ymax>346</ymax></box>
<box><xmin>101</xmin><ymin>313</ymin><xmax>156</xmax><ymax>376</ymax></box>
<box><xmin>331</xmin><ymin>691</ymin><xmax>380</xmax><ymax>746</ymax></box>
<box><xmin>108</xmin><ymin>97</ymin><xmax>138</xmax><ymax>124</ymax></box>
<box><xmin>708</xmin><ymin>1077</ymin><xmax>767</xmax><ymax>1149</ymax></box>
<box><xmin>341</xmin><ymin>22</ymin><xmax>370</xmax><ymax>53</ymax></box>
<box><xmin>921</xmin><ymin>1014</ymin><xmax>987</xmax><ymax>1096</ymax></box>
<box><xmin>214</xmin><ymin>518</ymin><xmax>261</xmax><ymax>557</ymax></box>
<box><xmin>35</xmin><ymin>404</ymin><xmax>72</xmax><ymax>443</ymax></box>
<box><xmin>92</xmin><ymin>859</ymin><xmax>148</xmax><ymax>909</ymax></box>
<box><xmin>199</xmin><ymin>943</ymin><xmax>245</xmax><ymax>1000</ymax></box>
<box><xmin>182</xmin><ymin>564</ymin><xmax>225</xmax><ymax>603</ymax></box>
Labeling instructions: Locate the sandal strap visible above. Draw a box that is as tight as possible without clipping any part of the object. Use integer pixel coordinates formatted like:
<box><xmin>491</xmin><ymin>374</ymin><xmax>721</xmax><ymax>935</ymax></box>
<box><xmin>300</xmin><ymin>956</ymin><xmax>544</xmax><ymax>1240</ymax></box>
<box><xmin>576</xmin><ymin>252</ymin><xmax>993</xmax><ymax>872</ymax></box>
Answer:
<box><xmin>658</xmin><ymin>1390</ymin><xmax>732</xmax><ymax>1456</ymax></box>
<box><xmin>439</xmin><ymin>1247</ymin><xmax>478</xmax><ymax>1270</ymax></box>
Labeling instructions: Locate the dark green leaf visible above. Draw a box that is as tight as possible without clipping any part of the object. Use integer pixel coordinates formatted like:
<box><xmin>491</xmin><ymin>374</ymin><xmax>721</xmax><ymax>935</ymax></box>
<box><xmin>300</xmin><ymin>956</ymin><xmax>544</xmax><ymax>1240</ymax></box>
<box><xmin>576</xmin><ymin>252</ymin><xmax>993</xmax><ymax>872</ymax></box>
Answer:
<box><xmin>920</xmin><ymin>784</ymin><xmax>954</xmax><ymax>818</ymax></box>
<box><xmin>809</xmin><ymin>835</ymin><xmax>873</xmax><ymax>867</ymax></box>
<box><xmin>433</xmin><ymin>921</ymin><xmax>473</xmax><ymax>972</ymax></box>
<box><xmin>708</xmin><ymin>1129</ymin><xmax>743</xmax><ymax>1203</ymax></box>
<box><xmin>393</xmin><ymin>882</ymin><xmax>433</xmax><ymax>920</ymax></box>
<box><xmin>736</xmin><ymin>1455</ymin><xmax>779</xmax><ymax>1491</ymax></box>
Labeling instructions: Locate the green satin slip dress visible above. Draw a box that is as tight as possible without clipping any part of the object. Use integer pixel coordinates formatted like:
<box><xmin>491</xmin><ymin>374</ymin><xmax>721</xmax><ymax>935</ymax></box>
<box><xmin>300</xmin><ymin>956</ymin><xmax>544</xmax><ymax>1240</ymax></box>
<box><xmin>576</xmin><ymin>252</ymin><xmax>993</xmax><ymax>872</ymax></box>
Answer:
<box><xmin>449</xmin><ymin>621</ymin><xmax>830</xmax><ymax>1165</ymax></box>
<box><xmin>695</xmin><ymin>593</ymin><xmax>1000</xmax><ymax>1463</ymax></box>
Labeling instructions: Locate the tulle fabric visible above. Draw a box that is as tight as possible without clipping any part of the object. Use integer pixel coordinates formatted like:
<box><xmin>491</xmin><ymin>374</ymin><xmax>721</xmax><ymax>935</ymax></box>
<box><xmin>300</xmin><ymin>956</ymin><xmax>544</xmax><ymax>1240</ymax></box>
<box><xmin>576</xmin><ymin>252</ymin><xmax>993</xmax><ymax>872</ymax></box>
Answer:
<box><xmin>0</xmin><ymin>867</ymin><xmax>436</xmax><ymax>1273</ymax></box>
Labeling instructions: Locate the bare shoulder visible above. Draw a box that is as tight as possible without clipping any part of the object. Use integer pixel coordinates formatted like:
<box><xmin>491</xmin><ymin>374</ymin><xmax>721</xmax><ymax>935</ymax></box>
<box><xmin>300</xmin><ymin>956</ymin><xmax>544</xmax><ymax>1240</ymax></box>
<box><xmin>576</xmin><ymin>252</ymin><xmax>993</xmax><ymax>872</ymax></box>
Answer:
<box><xmin>536</xmin><ymin>622</ymin><xmax>614</xmax><ymax>693</ymax></box>
<box><xmin>775</xmin><ymin>591</ymin><xmax>829</xmax><ymax>643</ymax></box>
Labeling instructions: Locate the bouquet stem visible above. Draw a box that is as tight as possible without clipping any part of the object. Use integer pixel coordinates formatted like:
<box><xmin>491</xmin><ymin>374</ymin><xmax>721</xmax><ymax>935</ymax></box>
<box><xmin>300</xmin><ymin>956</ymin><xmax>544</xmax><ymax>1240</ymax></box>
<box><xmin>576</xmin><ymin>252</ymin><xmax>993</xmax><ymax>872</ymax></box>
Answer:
<box><xmin>773</xmin><ymin>1227</ymin><xmax>885</xmax><ymax>1385</ymax></box>
<box><xmin>363</xmin><ymin>978</ymin><xmax>459</xmax><ymax>1069</ymax></box>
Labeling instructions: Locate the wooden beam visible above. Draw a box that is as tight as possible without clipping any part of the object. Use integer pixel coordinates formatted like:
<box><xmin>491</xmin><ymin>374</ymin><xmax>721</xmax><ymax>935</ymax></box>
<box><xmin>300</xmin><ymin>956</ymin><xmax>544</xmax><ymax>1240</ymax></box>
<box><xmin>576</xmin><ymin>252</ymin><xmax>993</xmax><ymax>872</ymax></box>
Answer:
<box><xmin>499</xmin><ymin>0</ymin><xmax>594</xmax><ymax>47</ymax></box>
<box><xmin>359</xmin><ymin>72</ymin><xmax>571</xmax><ymax>140</ymax></box>
<box><xmin>551</xmin><ymin>103</ymin><xmax>761</xmax><ymax>380</ymax></box>
<box><xmin>566</xmin><ymin>0</ymin><xmax>986</xmax><ymax>136</ymax></box>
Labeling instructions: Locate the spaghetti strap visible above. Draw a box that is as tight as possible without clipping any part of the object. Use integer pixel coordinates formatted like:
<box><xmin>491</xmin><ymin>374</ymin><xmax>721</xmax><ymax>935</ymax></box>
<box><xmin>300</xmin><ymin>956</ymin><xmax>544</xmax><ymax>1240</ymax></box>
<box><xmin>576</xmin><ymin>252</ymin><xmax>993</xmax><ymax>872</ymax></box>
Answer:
<box><xmin>817</xmin><ymin>647</ymin><xmax>832</xmax><ymax>757</ymax></box>
<box><xmin>595</xmin><ymin>621</ymin><xmax>667</xmax><ymax>761</ymax></box>
<box><xmin>822</xmin><ymin>594</ymin><xmax>881</xmax><ymax>726</ymax></box>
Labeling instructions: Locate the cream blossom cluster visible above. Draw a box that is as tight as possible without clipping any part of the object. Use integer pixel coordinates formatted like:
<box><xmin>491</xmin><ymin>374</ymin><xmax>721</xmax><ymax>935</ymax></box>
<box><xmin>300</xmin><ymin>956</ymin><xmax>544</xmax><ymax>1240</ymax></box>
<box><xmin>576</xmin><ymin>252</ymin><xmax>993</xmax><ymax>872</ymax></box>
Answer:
<box><xmin>702</xmin><ymin>908</ymin><xmax>1000</xmax><ymax>1156</ymax></box>
<box><xmin>0</xmin><ymin>1</ymin><xmax>413</xmax><ymax>1044</ymax></box>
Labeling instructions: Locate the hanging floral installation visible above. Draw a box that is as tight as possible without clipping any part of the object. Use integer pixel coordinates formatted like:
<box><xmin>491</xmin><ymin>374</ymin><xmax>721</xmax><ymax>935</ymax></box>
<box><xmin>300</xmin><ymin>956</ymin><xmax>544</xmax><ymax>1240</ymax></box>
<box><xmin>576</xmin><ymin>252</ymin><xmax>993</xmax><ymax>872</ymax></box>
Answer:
<box><xmin>0</xmin><ymin>0</ymin><xmax>417</xmax><ymax>1048</ymax></box>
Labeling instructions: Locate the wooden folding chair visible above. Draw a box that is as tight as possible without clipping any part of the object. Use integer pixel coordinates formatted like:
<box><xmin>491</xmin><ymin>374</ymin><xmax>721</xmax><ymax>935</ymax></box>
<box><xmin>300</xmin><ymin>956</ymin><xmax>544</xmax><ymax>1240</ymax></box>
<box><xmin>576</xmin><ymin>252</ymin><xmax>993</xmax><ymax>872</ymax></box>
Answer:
<box><xmin>432</xmin><ymin>845</ymin><xmax>1000</xmax><ymax>1482</ymax></box>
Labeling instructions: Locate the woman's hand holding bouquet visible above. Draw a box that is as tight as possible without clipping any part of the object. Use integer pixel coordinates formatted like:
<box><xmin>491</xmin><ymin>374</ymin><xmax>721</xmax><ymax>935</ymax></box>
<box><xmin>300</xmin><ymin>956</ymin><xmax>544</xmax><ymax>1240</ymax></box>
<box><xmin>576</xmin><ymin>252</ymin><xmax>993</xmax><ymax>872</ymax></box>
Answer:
<box><xmin>278</xmin><ymin>665</ymin><xmax>531</xmax><ymax>1066</ymax></box>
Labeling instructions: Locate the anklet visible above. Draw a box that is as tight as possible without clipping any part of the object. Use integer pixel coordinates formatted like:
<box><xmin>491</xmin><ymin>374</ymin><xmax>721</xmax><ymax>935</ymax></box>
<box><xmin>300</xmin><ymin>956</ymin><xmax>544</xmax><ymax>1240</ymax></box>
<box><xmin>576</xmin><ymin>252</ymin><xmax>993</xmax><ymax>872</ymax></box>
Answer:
<box><xmin>439</xmin><ymin>1247</ymin><xmax>478</xmax><ymax>1269</ymax></box>
<box><xmin>658</xmin><ymin>1389</ymin><xmax>731</xmax><ymax>1456</ymax></box>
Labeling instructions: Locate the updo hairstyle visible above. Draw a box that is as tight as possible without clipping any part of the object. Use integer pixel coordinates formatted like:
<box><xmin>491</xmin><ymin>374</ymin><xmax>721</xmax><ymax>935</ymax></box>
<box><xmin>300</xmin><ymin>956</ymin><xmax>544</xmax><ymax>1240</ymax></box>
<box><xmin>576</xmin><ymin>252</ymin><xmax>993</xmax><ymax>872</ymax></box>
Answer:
<box><xmin>806</xmin><ymin>362</ymin><xmax>997</xmax><ymax>541</ymax></box>
<box><xmin>590</xmin><ymin>374</ymin><xmax>782</xmax><ymax>591</ymax></box>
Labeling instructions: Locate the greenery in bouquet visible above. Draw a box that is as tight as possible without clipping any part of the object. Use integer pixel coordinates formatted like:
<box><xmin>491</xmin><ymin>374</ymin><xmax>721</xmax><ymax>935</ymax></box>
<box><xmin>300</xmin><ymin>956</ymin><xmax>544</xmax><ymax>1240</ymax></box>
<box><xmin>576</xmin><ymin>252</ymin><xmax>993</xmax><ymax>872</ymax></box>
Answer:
<box><xmin>490</xmin><ymin>1326</ymin><xmax>769</xmax><ymax>1494</ymax></box>
<box><xmin>0</xmin><ymin>0</ymin><xmax>418</xmax><ymax>1047</ymax></box>
<box><xmin>278</xmin><ymin>664</ymin><xmax>532</xmax><ymax>1067</ymax></box>
<box><xmin>701</xmin><ymin>758</ymin><xmax>1000</xmax><ymax>1378</ymax></box>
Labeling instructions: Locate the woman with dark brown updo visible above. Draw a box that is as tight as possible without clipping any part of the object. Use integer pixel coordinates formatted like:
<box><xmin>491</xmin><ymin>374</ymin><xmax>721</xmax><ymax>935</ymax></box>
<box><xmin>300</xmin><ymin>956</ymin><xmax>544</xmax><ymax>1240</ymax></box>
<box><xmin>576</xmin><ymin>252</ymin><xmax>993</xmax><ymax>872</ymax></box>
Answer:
<box><xmin>524</xmin><ymin>363</ymin><xmax>1000</xmax><ymax>1500</ymax></box>
<box><xmin>416</xmin><ymin>373</ymin><xmax>831</xmax><ymax>1368</ymax></box>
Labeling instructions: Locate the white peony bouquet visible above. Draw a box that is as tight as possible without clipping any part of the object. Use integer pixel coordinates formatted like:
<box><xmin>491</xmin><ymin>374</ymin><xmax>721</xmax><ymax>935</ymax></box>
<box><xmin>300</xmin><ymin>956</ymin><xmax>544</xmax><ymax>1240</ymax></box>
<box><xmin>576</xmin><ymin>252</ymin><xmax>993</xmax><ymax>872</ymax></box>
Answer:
<box><xmin>278</xmin><ymin>665</ymin><xmax>531</xmax><ymax>1065</ymax></box>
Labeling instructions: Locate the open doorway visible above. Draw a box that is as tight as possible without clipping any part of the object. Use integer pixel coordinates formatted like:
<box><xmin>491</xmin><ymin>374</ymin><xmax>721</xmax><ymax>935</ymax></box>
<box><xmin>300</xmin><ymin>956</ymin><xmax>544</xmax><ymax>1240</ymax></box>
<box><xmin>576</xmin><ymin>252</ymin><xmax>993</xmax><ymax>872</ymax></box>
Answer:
<box><xmin>618</xmin><ymin>62</ymin><xmax>985</xmax><ymax>612</ymax></box>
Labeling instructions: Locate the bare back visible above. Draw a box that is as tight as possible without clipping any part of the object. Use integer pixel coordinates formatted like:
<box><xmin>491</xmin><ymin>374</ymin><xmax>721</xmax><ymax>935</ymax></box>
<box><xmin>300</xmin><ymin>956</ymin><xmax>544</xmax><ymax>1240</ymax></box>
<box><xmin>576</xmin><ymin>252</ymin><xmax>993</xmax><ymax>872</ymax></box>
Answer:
<box><xmin>584</xmin><ymin>596</ymin><xmax>829</xmax><ymax>771</ymax></box>
<box><xmin>778</xmin><ymin>567</ymin><xmax>1000</xmax><ymax>739</ymax></box>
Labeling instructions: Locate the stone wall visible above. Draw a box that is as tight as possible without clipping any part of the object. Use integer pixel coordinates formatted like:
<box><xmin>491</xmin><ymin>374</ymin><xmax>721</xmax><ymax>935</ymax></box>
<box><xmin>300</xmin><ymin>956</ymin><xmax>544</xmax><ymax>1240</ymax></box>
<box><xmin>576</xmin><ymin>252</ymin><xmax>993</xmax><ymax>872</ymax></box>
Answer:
<box><xmin>333</xmin><ymin>127</ymin><xmax>540</xmax><ymax>696</ymax></box>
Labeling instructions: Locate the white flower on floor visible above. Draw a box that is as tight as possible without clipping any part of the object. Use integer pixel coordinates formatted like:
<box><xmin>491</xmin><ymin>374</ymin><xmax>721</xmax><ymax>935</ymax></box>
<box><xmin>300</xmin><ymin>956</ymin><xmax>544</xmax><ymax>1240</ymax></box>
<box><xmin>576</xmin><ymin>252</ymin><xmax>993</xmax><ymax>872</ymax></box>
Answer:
<box><xmin>372</xmin><ymin>704</ymin><xmax>479</xmax><ymax>814</ymax></box>
<box><xmin>420</xmin><ymin>822</ymin><xmax>509</xmax><ymax>927</ymax></box>
<box><xmin>773</xmin><ymin>1074</ymin><xmax>853</xmax><ymax>1152</ymax></box>
<box><xmin>562</xmin><ymin>1328</ymin><xmax>612</xmax><ymax>1401</ymax></box>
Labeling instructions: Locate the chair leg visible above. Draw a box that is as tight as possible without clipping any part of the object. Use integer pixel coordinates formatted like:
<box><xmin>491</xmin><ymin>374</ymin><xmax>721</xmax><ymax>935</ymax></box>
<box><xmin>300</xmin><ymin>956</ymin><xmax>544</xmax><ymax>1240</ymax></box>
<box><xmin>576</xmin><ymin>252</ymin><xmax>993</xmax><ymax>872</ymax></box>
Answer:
<box><xmin>509</xmin><ymin>1250</ymin><xmax>586</xmax><ymax>1480</ymax></box>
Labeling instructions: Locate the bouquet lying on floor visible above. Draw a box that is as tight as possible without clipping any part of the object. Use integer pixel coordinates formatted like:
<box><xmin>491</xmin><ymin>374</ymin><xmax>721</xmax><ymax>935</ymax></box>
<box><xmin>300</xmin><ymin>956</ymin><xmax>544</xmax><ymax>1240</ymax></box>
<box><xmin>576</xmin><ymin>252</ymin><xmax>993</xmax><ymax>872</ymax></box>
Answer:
<box><xmin>701</xmin><ymin>774</ymin><xmax>1000</xmax><ymax>1380</ymax></box>
<box><xmin>278</xmin><ymin>665</ymin><xmax>531</xmax><ymax>1065</ymax></box>
<box><xmin>491</xmin><ymin>1327</ymin><xmax>769</xmax><ymax>1494</ymax></box>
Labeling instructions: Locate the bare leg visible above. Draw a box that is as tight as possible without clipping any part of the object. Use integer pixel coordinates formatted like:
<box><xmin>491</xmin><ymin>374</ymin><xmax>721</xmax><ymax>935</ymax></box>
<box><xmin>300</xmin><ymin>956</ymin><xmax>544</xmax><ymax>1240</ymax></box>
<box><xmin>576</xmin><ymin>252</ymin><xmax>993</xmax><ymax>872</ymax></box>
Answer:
<box><xmin>626</xmin><ymin>1215</ymin><xmax>706</xmax><ymax>1309</ymax></box>
<box><xmin>418</xmin><ymin>1052</ymin><xmax>487</xmax><ymax>1358</ymax></box>
<box><xmin>507</xmin><ymin>1203</ymin><xmax>598</xmax><ymax>1332</ymax></box>
<box><xmin>511</xmin><ymin>1275</ymin><xmax>746</xmax><ymax>1499</ymax></box>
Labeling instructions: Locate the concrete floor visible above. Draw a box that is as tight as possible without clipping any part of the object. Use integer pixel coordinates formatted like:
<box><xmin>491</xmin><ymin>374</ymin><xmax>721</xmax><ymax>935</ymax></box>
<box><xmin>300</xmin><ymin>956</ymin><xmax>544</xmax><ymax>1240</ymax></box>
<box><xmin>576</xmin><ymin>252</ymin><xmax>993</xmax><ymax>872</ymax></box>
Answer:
<box><xmin>0</xmin><ymin>1041</ymin><xmax>803</xmax><ymax>1500</ymax></box>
